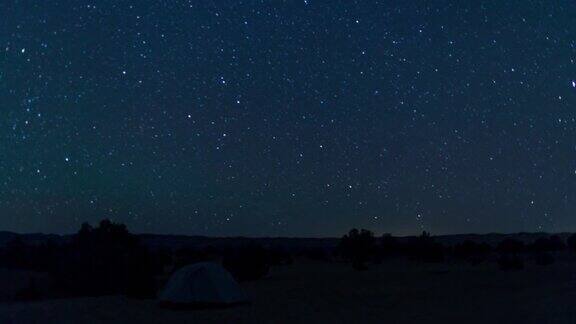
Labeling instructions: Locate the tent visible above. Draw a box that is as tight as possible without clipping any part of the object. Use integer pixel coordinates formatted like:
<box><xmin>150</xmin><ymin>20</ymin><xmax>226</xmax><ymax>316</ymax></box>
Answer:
<box><xmin>159</xmin><ymin>262</ymin><xmax>248</xmax><ymax>308</ymax></box>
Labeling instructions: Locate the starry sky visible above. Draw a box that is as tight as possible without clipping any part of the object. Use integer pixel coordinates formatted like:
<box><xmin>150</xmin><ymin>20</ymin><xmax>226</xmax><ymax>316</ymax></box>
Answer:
<box><xmin>2</xmin><ymin>0</ymin><xmax>576</xmax><ymax>237</ymax></box>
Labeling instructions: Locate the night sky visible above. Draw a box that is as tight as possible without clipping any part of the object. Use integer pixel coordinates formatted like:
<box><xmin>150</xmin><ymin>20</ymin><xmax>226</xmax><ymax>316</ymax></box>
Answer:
<box><xmin>2</xmin><ymin>1</ymin><xmax>576</xmax><ymax>237</ymax></box>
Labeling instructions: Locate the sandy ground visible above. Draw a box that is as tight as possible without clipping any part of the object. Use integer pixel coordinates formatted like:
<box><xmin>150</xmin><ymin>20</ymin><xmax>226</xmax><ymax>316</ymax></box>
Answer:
<box><xmin>2</xmin><ymin>258</ymin><xmax>576</xmax><ymax>323</ymax></box>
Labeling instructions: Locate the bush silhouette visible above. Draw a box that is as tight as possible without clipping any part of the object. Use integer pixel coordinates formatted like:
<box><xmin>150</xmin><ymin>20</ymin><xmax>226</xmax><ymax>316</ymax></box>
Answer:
<box><xmin>268</xmin><ymin>247</ymin><xmax>294</xmax><ymax>266</ymax></box>
<box><xmin>371</xmin><ymin>234</ymin><xmax>398</xmax><ymax>263</ymax></box>
<box><xmin>381</xmin><ymin>234</ymin><xmax>398</xmax><ymax>255</ymax></box>
<box><xmin>60</xmin><ymin>219</ymin><xmax>160</xmax><ymax>298</ymax></box>
<box><xmin>301</xmin><ymin>247</ymin><xmax>331</xmax><ymax>261</ymax></box>
<box><xmin>531</xmin><ymin>235</ymin><xmax>565</xmax><ymax>252</ymax></box>
<box><xmin>222</xmin><ymin>242</ymin><xmax>270</xmax><ymax>281</ymax></box>
<box><xmin>14</xmin><ymin>277</ymin><xmax>42</xmax><ymax>301</ymax></box>
<box><xmin>566</xmin><ymin>234</ymin><xmax>576</xmax><ymax>252</ymax></box>
<box><xmin>406</xmin><ymin>231</ymin><xmax>445</xmax><ymax>263</ymax></box>
<box><xmin>534</xmin><ymin>252</ymin><xmax>555</xmax><ymax>266</ymax></box>
<box><xmin>0</xmin><ymin>238</ymin><xmax>62</xmax><ymax>273</ymax></box>
<box><xmin>453</xmin><ymin>240</ymin><xmax>491</xmax><ymax>264</ymax></box>
<box><xmin>0</xmin><ymin>220</ymin><xmax>165</xmax><ymax>299</ymax></box>
<box><xmin>338</xmin><ymin>229</ymin><xmax>376</xmax><ymax>270</ymax></box>
<box><xmin>498</xmin><ymin>254</ymin><xmax>524</xmax><ymax>271</ymax></box>
<box><xmin>454</xmin><ymin>240</ymin><xmax>491</xmax><ymax>257</ymax></box>
<box><xmin>0</xmin><ymin>238</ymin><xmax>30</xmax><ymax>269</ymax></box>
<box><xmin>497</xmin><ymin>238</ymin><xmax>526</xmax><ymax>254</ymax></box>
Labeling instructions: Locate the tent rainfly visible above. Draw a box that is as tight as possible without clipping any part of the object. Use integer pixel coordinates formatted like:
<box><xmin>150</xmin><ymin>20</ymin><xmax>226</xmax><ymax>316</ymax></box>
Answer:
<box><xmin>159</xmin><ymin>262</ymin><xmax>248</xmax><ymax>308</ymax></box>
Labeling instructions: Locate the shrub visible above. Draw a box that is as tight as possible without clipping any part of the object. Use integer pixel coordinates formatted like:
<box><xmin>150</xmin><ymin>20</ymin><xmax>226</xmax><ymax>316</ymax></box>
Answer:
<box><xmin>301</xmin><ymin>248</ymin><xmax>331</xmax><ymax>261</ymax></box>
<box><xmin>222</xmin><ymin>243</ymin><xmax>270</xmax><ymax>281</ymax></box>
<box><xmin>453</xmin><ymin>240</ymin><xmax>491</xmax><ymax>264</ymax></box>
<box><xmin>0</xmin><ymin>238</ymin><xmax>29</xmax><ymax>269</ymax></box>
<box><xmin>268</xmin><ymin>248</ymin><xmax>293</xmax><ymax>266</ymax></box>
<box><xmin>454</xmin><ymin>240</ymin><xmax>491</xmax><ymax>257</ymax></box>
<box><xmin>14</xmin><ymin>277</ymin><xmax>42</xmax><ymax>301</ymax></box>
<box><xmin>498</xmin><ymin>254</ymin><xmax>524</xmax><ymax>271</ymax></box>
<box><xmin>380</xmin><ymin>234</ymin><xmax>398</xmax><ymax>255</ymax></box>
<box><xmin>534</xmin><ymin>252</ymin><xmax>555</xmax><ymax>266</ymax></box>
<box><xmin>566</xmin><ymin>234</ymin><xmax>576</xmax><ymax>252</ymax></box>
<box><xmin>531</xmin><ymin>235</ymin><xmax>566</xmax><ymax>252</ymax></box>
<box><xmin>58</xmin><ymin>219</ymin><xmax>161</xmax><ymax>298</ymax></box>
<box><xmin>406</xmin><ymin>231</ymin><xmax>445</xmax><ymax>263</ymax></box>
<box><xmin>338</xmin><ymin>229</ymin><xmax>376</xmax><ymax>270</ymax></box>
<box><xmin>497</xmin><ymin>238</ymin><xmax>526</xmax><ymax>254</ymax></box>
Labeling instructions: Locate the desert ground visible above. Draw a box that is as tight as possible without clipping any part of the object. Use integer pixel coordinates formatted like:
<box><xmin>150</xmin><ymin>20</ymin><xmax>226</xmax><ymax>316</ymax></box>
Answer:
<box><xmin>1</xmin><ymin>257</ymin><xmax>576</xmax><ymax>324</ymax></box>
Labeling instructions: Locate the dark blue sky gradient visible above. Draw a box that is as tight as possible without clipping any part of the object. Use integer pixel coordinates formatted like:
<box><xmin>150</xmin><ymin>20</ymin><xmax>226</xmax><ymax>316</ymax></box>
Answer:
<box><xmin>2</xmin><ymin>1</ymin><xmax>576</xmax><ymax>236</ymax></box>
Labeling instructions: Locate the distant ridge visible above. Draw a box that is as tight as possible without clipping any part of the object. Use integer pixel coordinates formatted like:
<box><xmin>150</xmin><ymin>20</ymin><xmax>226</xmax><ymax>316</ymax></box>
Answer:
<box><xmin>0</xmin><ymin>231</ymin><xmax>573</xmax><ymax>251</ymax></box>
<box><xmin>0</xmin><ymin>231</ymin><xmax>68</xmax><ymax>247</ymax></box>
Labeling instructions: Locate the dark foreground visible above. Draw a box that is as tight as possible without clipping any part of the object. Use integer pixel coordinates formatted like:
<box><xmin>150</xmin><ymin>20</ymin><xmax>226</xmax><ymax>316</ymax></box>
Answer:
<box><xmin>2</xmin><ymin>258</ymin><xmax>576</xmax><ymax>323</ymax></box>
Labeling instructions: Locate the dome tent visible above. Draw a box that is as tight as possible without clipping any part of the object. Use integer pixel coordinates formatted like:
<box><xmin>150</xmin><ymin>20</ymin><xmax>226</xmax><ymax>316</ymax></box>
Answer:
<box><xmin>159</xmin><ymin>262</ymin><xmax>248</xmax><ymax>308</ymax></box>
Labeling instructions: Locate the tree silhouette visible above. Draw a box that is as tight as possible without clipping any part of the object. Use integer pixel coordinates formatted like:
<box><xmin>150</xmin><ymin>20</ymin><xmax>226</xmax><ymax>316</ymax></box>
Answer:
<box><xmin>62</xmin><ymin>219</ymin><xmax>159</xmax><ymax>297</ymax></box>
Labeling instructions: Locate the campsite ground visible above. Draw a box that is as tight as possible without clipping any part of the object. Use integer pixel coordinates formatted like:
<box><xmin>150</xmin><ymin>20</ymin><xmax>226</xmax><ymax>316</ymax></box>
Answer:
<box><xmin>2</xmin><ymin>258</ymin><xmax>576</xmax><ymax>323</ymax></box>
